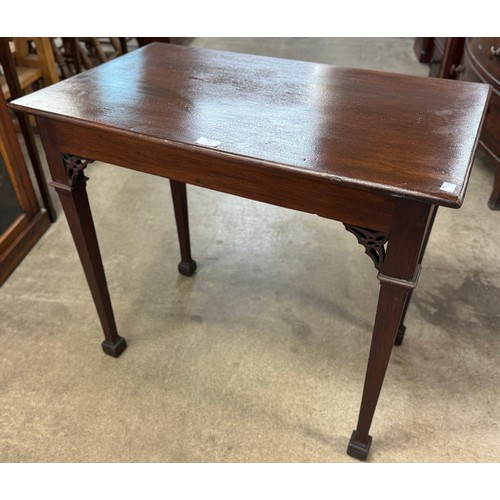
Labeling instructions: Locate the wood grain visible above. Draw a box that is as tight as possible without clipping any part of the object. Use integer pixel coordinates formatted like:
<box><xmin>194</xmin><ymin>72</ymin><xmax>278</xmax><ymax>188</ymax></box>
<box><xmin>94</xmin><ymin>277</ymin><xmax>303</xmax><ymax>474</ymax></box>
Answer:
<box><xmin>10</xmin><ymin>43</ymin><xmax>491</xmax><ymax>208</ymax></box>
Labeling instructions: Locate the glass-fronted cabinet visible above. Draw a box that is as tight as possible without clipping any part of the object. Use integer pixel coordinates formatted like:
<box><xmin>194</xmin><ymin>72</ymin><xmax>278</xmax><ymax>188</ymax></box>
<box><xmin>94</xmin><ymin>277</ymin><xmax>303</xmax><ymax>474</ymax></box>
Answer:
<box><xmin>0</xmin><ymin>150</ymin><xmax>22</xmax><ymax>233</ymax></box>
<box><xmin>0</xmin><ymin>89</ymin><xmax>50</xmax><ymax>285</ymax></box>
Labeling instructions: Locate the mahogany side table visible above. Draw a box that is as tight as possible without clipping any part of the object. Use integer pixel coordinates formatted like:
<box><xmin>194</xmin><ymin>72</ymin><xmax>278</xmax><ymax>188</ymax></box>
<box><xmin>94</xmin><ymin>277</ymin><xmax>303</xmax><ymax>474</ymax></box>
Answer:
<box><xmin>9</xmin><ymin>43</ymin><xmax>490</xmax><ymax>460</ymax></box>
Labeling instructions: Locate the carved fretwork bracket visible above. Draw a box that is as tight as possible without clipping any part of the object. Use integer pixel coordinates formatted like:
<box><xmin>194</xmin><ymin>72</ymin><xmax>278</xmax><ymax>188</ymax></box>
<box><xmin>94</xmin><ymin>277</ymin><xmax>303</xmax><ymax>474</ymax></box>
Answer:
<box><xmin>343</xmin><ymin>224</ymin><xmax>388</xmax><ymax>270</ymax></box>
<box><xmin>61</xmin><ymin>153</ymin><xmax>95</xmax><ymax>186</ymax></box>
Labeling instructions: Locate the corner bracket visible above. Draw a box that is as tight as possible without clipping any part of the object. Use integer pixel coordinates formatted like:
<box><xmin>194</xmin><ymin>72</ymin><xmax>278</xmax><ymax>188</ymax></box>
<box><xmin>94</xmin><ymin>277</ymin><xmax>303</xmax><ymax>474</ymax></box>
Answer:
<box><xmin>343</xmin><ymin>224</ymin><xmax>388</xmax><ymax>270</ymax></box>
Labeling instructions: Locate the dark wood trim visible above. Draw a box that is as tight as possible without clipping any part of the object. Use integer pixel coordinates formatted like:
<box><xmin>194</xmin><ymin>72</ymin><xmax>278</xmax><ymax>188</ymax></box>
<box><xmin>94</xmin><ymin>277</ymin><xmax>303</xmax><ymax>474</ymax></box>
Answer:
<box><xmin>438</xmin><ymin>38</ymin><xmax>465</xmax><ymax>79</ymax></box>
<box><xmin>48</xmin><ymin>119</ymin><xmax>396</xmax><ymax>232</ymax></box>
<box><xmin>414</xmin><ymin>38</ymin><xmax>434</xmax><ymax>63</ymax></box>
<box><xmin>0</xmin><ymin>213</ymin><xmax>29</xmax><ymax>250</ymax></box>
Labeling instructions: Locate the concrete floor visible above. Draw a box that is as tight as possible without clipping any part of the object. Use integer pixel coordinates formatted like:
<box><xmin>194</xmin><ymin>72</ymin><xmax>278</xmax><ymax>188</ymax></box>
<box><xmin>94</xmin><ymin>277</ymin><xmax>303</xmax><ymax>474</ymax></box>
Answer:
<box><xmin>1</xmin><ymin>38</ymin><xmax>499</xmax><ymax>463</ymax></box>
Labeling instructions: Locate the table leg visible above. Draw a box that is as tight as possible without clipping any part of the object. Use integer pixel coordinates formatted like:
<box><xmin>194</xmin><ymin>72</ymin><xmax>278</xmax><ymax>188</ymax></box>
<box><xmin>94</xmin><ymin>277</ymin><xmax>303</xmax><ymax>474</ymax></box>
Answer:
<box><xmin>347</xmin><ymin>199</ymin><xmax>435</xmax><ymax>460</ymax></box>
<box><xmin>488</xmin><ymin>163</ymin><xmax>500</xmax><ymax>210</ymax></box>
<box><xmin>170</xmin><ymin>180</ymin><xmax>197</xmax><ymax>276</ymax></box>
<box><xmin>37</xmin><ymin>118</ymin><xmax>126</xmax><ymax>358</ymax></box>
<box><xmin>394</xmin><ymin>298</ymin><xmax>410</xmax><ymax>346</ymax></box>
<box><xmin>394</xmin><ymin>205</ymin><xmax>438</xmax><ymax>346</ymax></box>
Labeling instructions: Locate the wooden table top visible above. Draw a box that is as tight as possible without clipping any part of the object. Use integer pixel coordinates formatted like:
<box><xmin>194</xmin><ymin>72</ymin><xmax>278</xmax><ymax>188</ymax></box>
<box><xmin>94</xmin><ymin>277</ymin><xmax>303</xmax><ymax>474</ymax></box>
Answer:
<box><xmin>11</xmin><ymin>43</ymin><xmax>490</xmax><ymax>207</ymax></box>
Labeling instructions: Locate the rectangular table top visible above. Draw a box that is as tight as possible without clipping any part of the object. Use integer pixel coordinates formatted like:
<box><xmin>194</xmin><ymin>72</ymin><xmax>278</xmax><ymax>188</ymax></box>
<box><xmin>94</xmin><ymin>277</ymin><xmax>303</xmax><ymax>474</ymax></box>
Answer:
<box><xmin>11</xmin><ymin>43</ymin><xmax>490</xmax><ymax>207</ymax></box>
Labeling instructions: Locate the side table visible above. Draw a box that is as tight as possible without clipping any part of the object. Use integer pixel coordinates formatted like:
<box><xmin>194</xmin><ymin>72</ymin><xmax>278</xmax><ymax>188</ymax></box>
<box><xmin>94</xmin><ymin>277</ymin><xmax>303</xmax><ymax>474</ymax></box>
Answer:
<box><xmin>9</xmin><ymin>43</ymin><xmax>490</xmax><ymax>460</ymax></box>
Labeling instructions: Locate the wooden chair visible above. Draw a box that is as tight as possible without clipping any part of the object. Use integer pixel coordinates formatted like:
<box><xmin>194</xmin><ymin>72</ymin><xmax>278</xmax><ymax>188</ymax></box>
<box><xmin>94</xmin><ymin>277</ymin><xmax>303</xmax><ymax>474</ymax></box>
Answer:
<box><xmin>0</xmin><ymin>38</ymin><xmax>59</xmax><ymax>98</ymax></box>
<box><xmin>51</xmin><ymin>38</ymin><xmax>125</xmax><ymax>78</ymax></box>
<box><xmin>0</xmin><ymin>39</ymin><xmax>57</xmax><ymax>221</ymax></box>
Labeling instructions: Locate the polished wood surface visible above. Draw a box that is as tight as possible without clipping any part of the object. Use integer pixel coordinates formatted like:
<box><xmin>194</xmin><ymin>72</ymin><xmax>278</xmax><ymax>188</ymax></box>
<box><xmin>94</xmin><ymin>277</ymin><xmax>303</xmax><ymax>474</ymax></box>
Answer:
<box><xmin>11</xmin><ymin>43</ymin><xmax>490</xmax><ymax>208</ymax></box>
<box><xmin>9</xmin><ymin>43</ymin><xmax>490</xmax><ymax>460</ymax></box>
<box><xmin>417</xmin><ymin>36</ymin><xmax>500</xmax><ymax>209</ymax></box>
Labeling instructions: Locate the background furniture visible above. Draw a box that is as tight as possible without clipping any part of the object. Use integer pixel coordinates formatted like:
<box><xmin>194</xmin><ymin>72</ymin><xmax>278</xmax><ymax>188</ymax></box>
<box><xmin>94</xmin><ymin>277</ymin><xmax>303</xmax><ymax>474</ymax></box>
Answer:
<box><xmin>50</xmin><ymin>38</ymin><xmax>192</xmax><ymax>79</ymax></box>
<box><xmin>0</xmin><ymin>38</ymin><xmax>56</xmax><ymax>222</ymax></box>
<box><xmin>415</xmin><ymin>37</ymin><xmax>500</xmax><ymax>209</ymax></box>
<box><xmin>460</xmin><ymin>38</ymin><xmax>500</xmax><ymax>209</ymax></box>
<box><xmin>421</xmin><ymin>37</ymin><xmax>465</xmax><ymax>79</ymax></box>
<box><xmin>0</xmin><ymin>89</ymin><xmax>50</xmax><ymax>285</ymax></box>
<box><xmin>51</xmin><ymin>38</ymin><xmax>124</xmax><ymax>78</ymax></box>
<box><xmin>0</xmin><ymin>38</ymin><xmax>59</xmax><ymax>98</ymax></box>
<box><xmin>0</xmin><ymin>36</ymin><xmax>191</xmax><ymax>284</ymax></box>
<box><xmin>0</xmin><ymin>38</ymin><xmax>58</xmax><ymax>284</ymax></box>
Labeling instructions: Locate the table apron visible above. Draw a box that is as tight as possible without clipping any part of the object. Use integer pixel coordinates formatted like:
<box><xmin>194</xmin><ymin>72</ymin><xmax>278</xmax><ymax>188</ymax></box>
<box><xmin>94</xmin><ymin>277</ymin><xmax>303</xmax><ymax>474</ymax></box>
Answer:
<box><xmin>51</xmin><ymin>120</ymin><xmax>395</xmax><ymax>232</ymax></box>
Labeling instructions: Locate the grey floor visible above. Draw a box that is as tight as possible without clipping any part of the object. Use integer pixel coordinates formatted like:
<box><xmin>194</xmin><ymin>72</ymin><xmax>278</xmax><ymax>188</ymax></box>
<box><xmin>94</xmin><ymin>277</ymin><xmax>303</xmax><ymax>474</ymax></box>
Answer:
<box><xmin>1</xmin><ymin>38</ymin><xmax>499</xmax><ymax>463</ymax></box>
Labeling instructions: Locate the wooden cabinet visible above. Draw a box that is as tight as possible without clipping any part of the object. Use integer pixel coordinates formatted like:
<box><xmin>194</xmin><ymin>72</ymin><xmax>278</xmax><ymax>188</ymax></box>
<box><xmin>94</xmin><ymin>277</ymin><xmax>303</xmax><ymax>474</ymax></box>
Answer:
<box><xmin>458</xmin><ymin>38</ymin><xmax>500</xmax><ymax>208</ymax></box>
<box><xmin>0</xmin><ymin>89</ymin><xmax>50</xmax><ymax>285</ymax></box>
<box><xmin>459</xmin><ymin>39</ymin><xmax>500</xmax><ymax>163</ymax></box>
<box><xmin>427</xmin><ymin>37</ymin><xmax>465</xmax><ymax>79</ymax></box>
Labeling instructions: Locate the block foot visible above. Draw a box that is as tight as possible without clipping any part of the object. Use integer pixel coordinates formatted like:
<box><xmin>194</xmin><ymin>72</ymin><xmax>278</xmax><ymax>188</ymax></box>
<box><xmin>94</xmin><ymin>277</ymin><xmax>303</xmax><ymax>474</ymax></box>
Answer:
<box><xmin>101</xmin><ymin>336</ymin><xmax>127</xmax><ymax>358</ymax></box>
<box><xmin>394</xmin><ymin>324</ymin><xmax>406</xmax><ymax>346</ymax></box>
<box><xmin>346</xmin><ymin>431</ymin><xmax>372</xmax><ymax>461</ymax></box>
<box><xmin>178</xmin><ymin>259</ymin><xmax>197</xmax><ymax>276</ymax></box>
<box><xmin>488</xmin><ymin>196</ymin><xmax>500</xmax><ymax>210</ymax></box>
